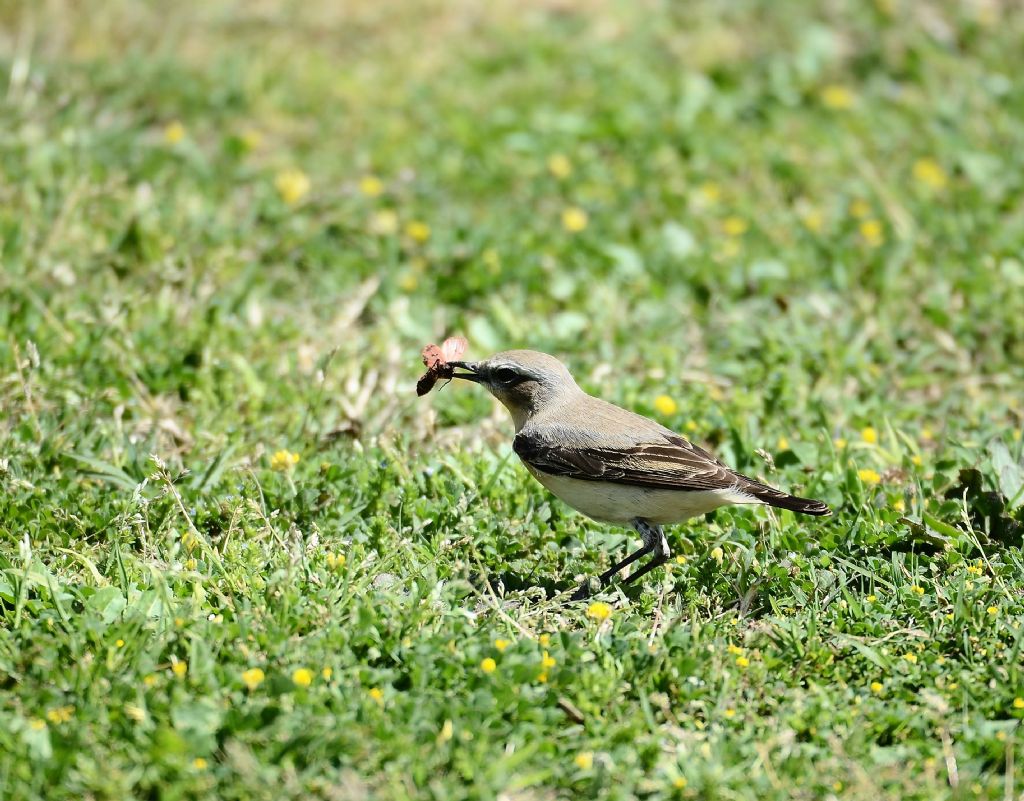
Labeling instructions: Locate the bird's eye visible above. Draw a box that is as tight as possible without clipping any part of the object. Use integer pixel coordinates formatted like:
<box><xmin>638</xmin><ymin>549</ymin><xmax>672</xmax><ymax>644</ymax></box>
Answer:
<box><xmin>494</xmin><ymin>367</ymin><xmax>518</xmax><ymax>384</ymax></box>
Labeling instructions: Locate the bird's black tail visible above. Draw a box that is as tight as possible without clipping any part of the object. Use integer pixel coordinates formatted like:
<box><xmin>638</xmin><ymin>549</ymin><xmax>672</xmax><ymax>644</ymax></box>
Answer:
<box><xmin>739</xmin><ymin>476</ymin><xmax>832</xmax><ymax>516</ymax></box>
<box><xmin>760</xmin><ymin>492</ymin><xmax>831</xmax><ymax>516</ymax></box>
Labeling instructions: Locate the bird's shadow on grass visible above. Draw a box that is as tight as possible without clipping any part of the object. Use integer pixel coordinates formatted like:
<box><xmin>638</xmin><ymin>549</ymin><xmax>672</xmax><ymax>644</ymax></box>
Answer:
<box><xmin>480</xmin><ymin>570</ymin><xmax>572</xmax><ymax>601</ymax></box>
<box><xmin>478</xmin><ymin>569</ymin><xmax>657</xmax><ymax>606</ymax></box>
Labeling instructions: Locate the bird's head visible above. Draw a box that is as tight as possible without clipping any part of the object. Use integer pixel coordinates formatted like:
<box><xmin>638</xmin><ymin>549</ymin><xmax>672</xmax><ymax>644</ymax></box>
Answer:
<box><xmin>450</xmin><ymin>350</ymin><xmax>580</xmax><ymax>430</ymax></box>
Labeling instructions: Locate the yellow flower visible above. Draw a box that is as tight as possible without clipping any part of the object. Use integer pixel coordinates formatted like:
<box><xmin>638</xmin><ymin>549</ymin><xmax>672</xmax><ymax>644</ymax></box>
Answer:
<box><xmin>653</xmin><ymin>395</ymin><xmax>678</xmax><ymax>416</ymax></box>
<box><xmin>193</xmin><ymin>757</ymin><xmax>208</xmax><ymax>770</ymax></box>
<box><xmin>143</xmin><ymin>673</ymin><xmax>158</xmax><ymax>687</ymax></box>
<box><xmin>1013</xmin><ymin>697</ymin><xmax>1024</xmax><ymax>709</ymax></box>
<box><xmin>398</xmin><ymin>271</ymin><xmax>418</xmax><ymax>292</ymax></box>
<box><xmin>800</xmin><ymin>208</ymin><xmax>824</xmax><ymax>233</ymax></box>
<box><xmin>710</xmin><ymin>546</ymin><xmax>724</xmax><ymax>563</ymax></box>
<box><xmin>439</xmin><ymin>719</ymin><xmax>454</xmax><ymax>741</ymax></box>
<box><xmin>866</xmin><ymin>594</ymin><xmax>877</xmax><ymax>603</ymax></box>
<box><xmin>913</xmin><ymin>158</ymin><xmax>948</xmax><ymax>190</ymax></box>
<box><xmin>494</xmin><ymin>639</ymin><xmax>511</xmax><ymax>652</ymax></box>
<box><xmin>239</xmin><ymin>128</ymin><xmax>262</xmax><ymax>152</ymax></box>
<box><xmin>911</xmin><ymin>454</ymin><xmax>923</xmax><ymax>466</ymax></box>
<box><xmin>291</xmin><ymin>667</ymin><xmax>314</xmax><ymax>687</ymax></box>
<box><xmin>858</xmin><ymin>468</ymin><xmax>881</xmax><ymax>485</ymax></box>
<box><xmin>911</xmin><ymin>585</ymin><xmax>924</xmax><ymax>595</ymax></box>
<box><xmin>29</xmin><ymin>718</ymin><xmax>47</xmax><ymax>731</ymax></box>
<box><xmin>722</xmin><ymin>216</ymin><xmax>748</xmax><ymax>236</ymax></box>
<box><xmin>541</xmin><ymin>651</ymin><xmax>556</xmax><ymax>670</ymax></box>
<box><xmin>561</xmin><ymin>207</ymin><xmax>589</xmax><ymax>233</ymax></box>
<box><xmin>184</xmin><ymin>558</ymin><xmax>197</xmax><ymax>570</ymax></box>
<box><xmin>777</xmin><ymin>436</ymin><xmax>789</xmax><ymax>451</ymax></box>
<box><xmin>46</xmin><ymin>706</ymin><xmax>74</xmax><ymax>724</ymax></box>
<box><xmin>116</xmin><ymin>639</ymin><xmax>125</xmax><ymax>648</ymax></box>
<box><xmin>547</xmin><ymin>153</ymin><xmax>572</xmax><ymax>179</ymax></box>
<box><xmin>538</xmin><ymin>634</ymin><xmax>551</xmax><ymax>647</ymax></box>
<box><xmin>322</xmin><ymin>667</ymin><xmax>333</xmax><ymax>680</ymax></box>
<box><xmin>685</xmin><ymin>420</ymin><xmax>699</xmax><ymax>432</ymax></box>
<box><xmin>820</xmin><ymin>84</ymin><xmax>855</xmax><ymax>110</ymax></box>
<box><xmin>987</xmin><ymin>606</ymin><xmax>999</xmax><ymax>616</ymax></box>
<box><xmin>698</xmin><ymin>181</ymin><xmax>721</xmax><ymax>204</ymax></box>
<box><xmin>241</xmin><ymin>668</ymin><xmax>265</xmax><ymax>690</ymax></box>
<box><xmin>574</xmin><ymin>751</ymin><xmax>594</xmax><ymax>770</ymax></box>
<box><xmin>270</xmin><ymin>449</ymin><xmax>300</xmax><ymax>471</ymax></box>
<box><xmin>586</xmin><ymin>601</ymin><xmax>613</xmax><ymax>622</ymax></box>
<box><xmin>727</xmin><ymin>644</ymin><xmax>744</xmax><ymax>655</ymax></box>
<box><xmin>536</xmin><ymin>672</ymin><xmax>548</xmax><ymax>683</ymax></box>
<box><xmin>405</xmin><ymin>220</ymin><xmax>431</xmax><ymax>243</ymax></box>
<box><xmin>861</xmin><ymin>426</ymin><xmax>878</xmax><ymax>444</ymax></box>
<box><xmin>368</xmin><ymin>687</ymin><xmax>384</xmax><ymax>704</ymax></box>
<box><xmin>735</xmin><ymin>656</ymin><xmax>750</xmax><ymax>668</ymax></box>
<box><xmin>870</xmin><ymin>681</ymin><xmax>883</xmax><ymax>694</ymax></box>
<box><xmin>124</xmin><ymin>705</ymin><xmax>146</xmax><ymax>722</ymax></box>
<box><xmin>480</xmin><ymin>658</ymin><xmax>497</xmax><ymax>674</ymax></box>
<box><xmin>673</xmin><ymin>777</ymin><xmax>688</xmax><ymax>789</ymax></box>
<box><xmin>675</xmin><ymin>555</ymin><xmax>687</xmax><ymax>564</ymax></box>
<box><xmin>849</xmin><ymin>198</ymin><xmax>872</xmax><ymax>218</ymax></box>
<box><xmin>275</xmin><ymin>168</ymin><xmax>311</xmax><ymax>205</ymax></box>
<box><xmin>966</xmin><ymin>565</ymin><xmax>983</xmax><ymax>576</ymax></box>
<box><xmin>860</xmin><ymin>219</ymin><xmax>884</xmax><ymax>247</ymax></box>
<box><xmin>359</xmin><ymin>175</ymin><xmax>384</xmax><ymax>197</ymax></box>
<box><xmin>370</xmin><ymin>209</ymin><xmax>399</xmax><ymax>235</ymax></box>
<box><xmin>172</xmin><ymin>661</ymin><xmax>188</xmax><ymax>678</ymax></box>
<box><xmin>892</xmin><ymin>499</ymin><xmax>905</xmax><ymax>512</ymax></box>
<box><xmin>903</xmin><ymin>652</ymin><xmax>918</xmax><ymax>664</ymax></box>
<box><xmin>724</xmin><ymin>707</ymin><xmax>736</xmax><ymax>718</ymax></box>
<box><xmin>325</xmin><ymin>553</ymin><xmax>346</xmax><ymax>569</ymax></box>
<box><xmin>163</xmin><ymin>121</ymin><xmax>186</xmax><ymax>144</ymax></box>
<box><xmin>719</xmin><ymin>236</ymin><xmax>741</xmax><ymax>258</ymax></box>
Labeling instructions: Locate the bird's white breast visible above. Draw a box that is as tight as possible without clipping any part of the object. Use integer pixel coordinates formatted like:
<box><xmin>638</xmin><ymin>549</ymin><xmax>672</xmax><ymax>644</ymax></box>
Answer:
<box><xmin>525</xmin><ymin>467</ymin><xmax>760</xmax><ymax>525</ymax></box>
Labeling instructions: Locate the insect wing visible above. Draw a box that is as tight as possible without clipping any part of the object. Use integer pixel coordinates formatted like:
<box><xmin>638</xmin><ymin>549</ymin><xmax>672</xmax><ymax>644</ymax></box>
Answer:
<box><xmin>421</xmin><ymin>344</ymin><xmax>444</xmax><ymax>370</ymax></box>
<box><xmin>440</xmin><ymin>336</ymin><xmax>467</xmax><ymax>362</ymax></box>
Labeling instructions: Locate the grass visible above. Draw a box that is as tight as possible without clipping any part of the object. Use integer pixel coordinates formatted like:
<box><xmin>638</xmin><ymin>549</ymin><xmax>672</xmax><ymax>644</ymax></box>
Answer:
<box><xmin>2</xmin><ymin>0</ymin><xmax>1024</xmax><ymax>798</ymax></box>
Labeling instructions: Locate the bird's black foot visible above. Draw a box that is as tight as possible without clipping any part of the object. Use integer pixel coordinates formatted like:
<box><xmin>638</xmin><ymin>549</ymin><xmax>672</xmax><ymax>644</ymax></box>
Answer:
<box><xmin>568</xmin><ymin>520</ymin><xmax>670</xmax><ymax>602</ymax></box>
<box><xmin>569</xmin><ymin>576</ymin><xmax>602</xmax><ymax>601</ymax></box>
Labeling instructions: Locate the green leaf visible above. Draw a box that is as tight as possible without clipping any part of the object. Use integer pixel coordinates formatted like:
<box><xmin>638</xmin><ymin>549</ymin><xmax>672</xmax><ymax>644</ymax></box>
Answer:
<box><xmin>65</xmin><ymin>452</ymin><xmax>138</xmax><ymax>491</ymax></box>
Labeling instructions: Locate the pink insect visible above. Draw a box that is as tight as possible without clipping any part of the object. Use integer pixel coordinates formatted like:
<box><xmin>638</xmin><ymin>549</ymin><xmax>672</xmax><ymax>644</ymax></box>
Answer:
<box><xmin>416</xmin><ymin>336</ymin><xmax>468</xmax><ymax>396</ymax></box>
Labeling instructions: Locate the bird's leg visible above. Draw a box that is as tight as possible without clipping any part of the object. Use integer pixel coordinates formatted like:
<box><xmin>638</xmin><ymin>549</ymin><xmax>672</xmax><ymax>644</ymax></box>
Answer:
<box><xmin>598</xmin><ymin>544</ymin><xmax>651</xmax><ymax>585</ymax></box>
<box><xmin>569</xmin><ymin>519</ymin><xmax>666</xmax><ymax>601</ymax></box>
<box><xmin>570</xmin><ymin>544</ymin><xmax>650</xmax><ymax>600</ymax></box>
<box><xmin>622</xmin><ymin>519</ymin><xmax>670</xmax><ymax>587</ymax></box>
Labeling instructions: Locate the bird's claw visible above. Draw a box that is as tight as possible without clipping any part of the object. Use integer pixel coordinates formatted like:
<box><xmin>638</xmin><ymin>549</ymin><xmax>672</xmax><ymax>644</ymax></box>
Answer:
<box><xmin>569</xmin><ymin>577</ymin><xmax>601</xmax><ymax>602</ymax></box>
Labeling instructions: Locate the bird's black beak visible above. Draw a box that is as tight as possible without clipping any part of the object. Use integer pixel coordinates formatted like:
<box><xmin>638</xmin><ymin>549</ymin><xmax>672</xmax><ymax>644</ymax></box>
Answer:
<box><xmin>448</xmin><ymin>360</ymin><xmax>484</xmax><ymax>382</ymax></box>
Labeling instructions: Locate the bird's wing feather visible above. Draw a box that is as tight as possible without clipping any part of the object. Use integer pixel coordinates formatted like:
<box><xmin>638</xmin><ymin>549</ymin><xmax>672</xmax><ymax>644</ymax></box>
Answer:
<box><xmin>513</xmin><ymin>427</ymin><xmax>743</xmax><ymax>492</ymax></box>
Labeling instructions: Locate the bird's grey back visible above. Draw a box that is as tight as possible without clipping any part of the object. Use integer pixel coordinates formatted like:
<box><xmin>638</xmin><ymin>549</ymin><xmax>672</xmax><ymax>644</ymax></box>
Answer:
<box><xmin>534</xmin><ymin>392</ymin><xmax>691</xmax><ymax>451</ymax></box>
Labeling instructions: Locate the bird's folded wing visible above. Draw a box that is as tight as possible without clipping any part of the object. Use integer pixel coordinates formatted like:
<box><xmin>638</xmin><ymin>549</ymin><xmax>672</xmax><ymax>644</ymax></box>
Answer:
<box><xmin>513</xmin><ymin>428</ymin><xmax>742</xmax><ymax>492</ymax></box>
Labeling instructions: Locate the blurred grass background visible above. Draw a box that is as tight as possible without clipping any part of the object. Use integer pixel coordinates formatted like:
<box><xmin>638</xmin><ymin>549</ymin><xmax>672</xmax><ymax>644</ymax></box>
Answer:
<box><xmin>2</xmin><ymin>0</ymin><xmax>1023</xmax><ymax>799</ymax></box>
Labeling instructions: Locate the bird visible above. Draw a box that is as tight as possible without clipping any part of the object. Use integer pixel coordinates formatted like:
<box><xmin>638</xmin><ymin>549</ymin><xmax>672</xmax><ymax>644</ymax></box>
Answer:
<box><xmin>447</xmin><ymin>350</ymin><xmax>830</xmax><ymax>600</ymax></box>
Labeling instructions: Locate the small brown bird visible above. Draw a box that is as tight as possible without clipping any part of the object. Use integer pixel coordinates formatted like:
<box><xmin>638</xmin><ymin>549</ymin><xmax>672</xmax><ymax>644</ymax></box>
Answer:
<box><xmin>449</xmin><ymin>350</ymin><xmax>830</xmax><ymax>600</ymax></box>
